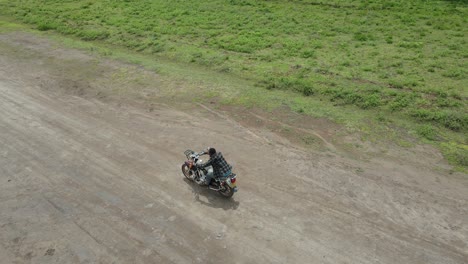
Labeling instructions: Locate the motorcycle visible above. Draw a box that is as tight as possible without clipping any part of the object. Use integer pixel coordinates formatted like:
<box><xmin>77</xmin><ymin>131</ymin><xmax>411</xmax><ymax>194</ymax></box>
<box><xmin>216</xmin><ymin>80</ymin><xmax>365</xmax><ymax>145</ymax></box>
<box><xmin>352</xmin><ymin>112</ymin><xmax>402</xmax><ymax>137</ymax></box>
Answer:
<box><xmin>181</xmin><ymin>149</ymin><xmax>238</xmax><ymax>198</ymax></box>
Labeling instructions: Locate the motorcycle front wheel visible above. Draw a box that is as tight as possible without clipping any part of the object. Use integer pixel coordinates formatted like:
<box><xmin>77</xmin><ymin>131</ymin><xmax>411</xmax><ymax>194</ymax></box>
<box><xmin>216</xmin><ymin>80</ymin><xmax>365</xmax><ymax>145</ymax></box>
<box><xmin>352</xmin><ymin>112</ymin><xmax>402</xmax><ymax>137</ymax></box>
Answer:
<box><xmin>219</xmin><ymin>185</ymin><xmax>234</xmax><ymax>198</ymax></box>
<box><xmin>181</xmin><ymin>164</ymin><xmax>194</xmax><ymax>181</ymax></box>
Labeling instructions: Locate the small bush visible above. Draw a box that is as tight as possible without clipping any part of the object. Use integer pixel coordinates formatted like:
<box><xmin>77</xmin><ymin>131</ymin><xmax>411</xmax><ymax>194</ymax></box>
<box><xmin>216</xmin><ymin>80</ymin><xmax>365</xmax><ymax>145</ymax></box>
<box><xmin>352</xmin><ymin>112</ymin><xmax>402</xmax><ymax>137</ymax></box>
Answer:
<box><xmin>328</xmin><ymin>88</ymin><xmax>346</xmax><ymax>100</ymax></box>
<box><xmin>385</xmin><ymin>36</ymin><xmax>393</xmax><ymax>44</ymax></box>
<box><xmin>344</xmin><ymin>91</ymin><xmax>364</xmax><ymax>105</ymax></box>
<box><xmin>360</xmin><ymin>94</ymin><xmax>381</xmax><ymax>109</ymax></box>
<box><xmin>441</xmin><ymin>112</ymin><xmax>467</xmax><ymax>131</ymax></box>
<box><xmin>302</xmin><ymin>85</ymin><xmax>314</xmax><ymax>96</ymax></box>
<box><xmin>450</xmin><ymin>92</ymin><xmax>462</xmax><ymax>100</ymax></box>
<box><xmin>416</xmin><ymin>125</ymin><xmax>437</xmax><ymax>140</ymax></box>
<box><xmin>301</xmin><ymin>49</ymin><xmax>315</xmax><ymax>58</ymax></box>
<box><xmin>77</xmin><ymin>29</ymin><xmax>110</xmax><ymax>41</ymax></box>
<box><xmin>354</xmin><ymin>32</ymin><xmax>374</xmax><ymax>42</ymax></box>
<box><xmin>389</xmin><ymin>95</ymin><xmax>409</xmax><ymax>111</ymax></box>
<box><xmin>436</xmin><ymin>98</ymin><xmax>461</xmax><ymax>108</ymax></box>
<box><xmin>442</xmin><ymin>69</ymin><xmax>465</xmax><ymax>79</ymax></box>
<box><xmin>442</xmin><ymin>142</ymin><xmax>468</xmax><ymax>168</ymax></box>
<box><xmin>37</xmin><ymin>21</ymin><xmax>57</xmax><ymax>31</ymax></box>
<box><xmin>410</xmin><ymin>110</ymin><xmax>468</xmax><ymax>131</ymax></box>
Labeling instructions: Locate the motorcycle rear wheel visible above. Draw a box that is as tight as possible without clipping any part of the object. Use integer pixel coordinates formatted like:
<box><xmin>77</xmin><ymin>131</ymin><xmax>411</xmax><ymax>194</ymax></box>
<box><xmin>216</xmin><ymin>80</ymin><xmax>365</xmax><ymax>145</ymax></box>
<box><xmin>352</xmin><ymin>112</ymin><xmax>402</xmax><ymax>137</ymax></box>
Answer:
<box><xmin>181</xmin><ymin>164</ymin><xmax>193</xmax><ymax>181</ymax></box>
<box><xmin>219</xmin><ymin>185</ymin><xmax>234</xmax><ymax>198</ymax></box>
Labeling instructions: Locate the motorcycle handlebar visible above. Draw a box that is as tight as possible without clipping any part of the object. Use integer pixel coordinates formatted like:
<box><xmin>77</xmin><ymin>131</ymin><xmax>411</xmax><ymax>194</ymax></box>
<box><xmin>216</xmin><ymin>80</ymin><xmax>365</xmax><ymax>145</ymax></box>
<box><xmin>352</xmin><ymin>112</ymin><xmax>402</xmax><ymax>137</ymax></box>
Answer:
<box><xmin>184</xmin><ymin>149</ymin><xmax>206</xmax><ymax>160</ymax></box>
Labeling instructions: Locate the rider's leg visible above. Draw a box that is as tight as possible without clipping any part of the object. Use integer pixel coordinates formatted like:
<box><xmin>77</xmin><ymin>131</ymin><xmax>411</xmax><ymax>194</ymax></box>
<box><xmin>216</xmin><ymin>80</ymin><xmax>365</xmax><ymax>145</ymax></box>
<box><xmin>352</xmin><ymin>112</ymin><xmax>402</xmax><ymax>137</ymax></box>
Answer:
<box><xmin>205</xmin><ymin>174</ymin><xmax>213</xmax><ymax>185</ymax></box>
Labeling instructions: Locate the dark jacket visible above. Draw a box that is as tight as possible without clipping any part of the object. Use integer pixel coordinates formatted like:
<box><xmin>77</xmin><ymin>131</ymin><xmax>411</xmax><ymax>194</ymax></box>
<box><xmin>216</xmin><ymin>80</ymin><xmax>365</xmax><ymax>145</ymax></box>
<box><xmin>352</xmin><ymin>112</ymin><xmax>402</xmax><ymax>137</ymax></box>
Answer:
<box><xmin>199</xmin><ymin>152</ymin><xmax>232</xmax><ymax>178</ymax></box>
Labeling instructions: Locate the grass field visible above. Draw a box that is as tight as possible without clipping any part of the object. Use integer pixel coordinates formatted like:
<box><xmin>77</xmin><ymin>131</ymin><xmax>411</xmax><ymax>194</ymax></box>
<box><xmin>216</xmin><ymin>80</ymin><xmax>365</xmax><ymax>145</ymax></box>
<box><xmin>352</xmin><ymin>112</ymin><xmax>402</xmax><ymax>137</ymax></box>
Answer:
<box><xmin>0</xmin><ymin>0</ymin><xmax>466</xmax><ymax>169</ymax></box>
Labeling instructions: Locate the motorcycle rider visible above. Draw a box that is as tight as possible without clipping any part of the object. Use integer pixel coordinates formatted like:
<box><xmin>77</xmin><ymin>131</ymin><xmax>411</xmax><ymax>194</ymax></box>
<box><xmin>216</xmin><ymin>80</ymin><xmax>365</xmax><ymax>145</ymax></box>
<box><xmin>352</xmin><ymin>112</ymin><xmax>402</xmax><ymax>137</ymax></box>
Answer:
<box><xmin>197</xmin><ymin>147</ymin><xmax>232</xmax><ymax>188</ymax></box>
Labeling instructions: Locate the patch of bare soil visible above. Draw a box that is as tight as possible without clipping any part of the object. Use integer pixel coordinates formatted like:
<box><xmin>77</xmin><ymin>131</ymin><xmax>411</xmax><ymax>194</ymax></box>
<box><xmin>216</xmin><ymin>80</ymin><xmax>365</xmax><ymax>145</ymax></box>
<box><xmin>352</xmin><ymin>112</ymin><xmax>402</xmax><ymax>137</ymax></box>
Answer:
<box><xmin>0</xmin><ymin>32</ymin><xmax>467</xmax><ymax>264</ymax></box>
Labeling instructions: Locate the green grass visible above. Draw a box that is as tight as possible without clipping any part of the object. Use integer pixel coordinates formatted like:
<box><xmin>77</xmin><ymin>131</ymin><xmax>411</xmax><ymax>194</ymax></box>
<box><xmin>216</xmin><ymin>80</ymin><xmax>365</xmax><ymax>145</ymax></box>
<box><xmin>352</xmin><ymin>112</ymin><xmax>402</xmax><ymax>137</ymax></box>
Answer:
<box><xmin>0</xmin><ymin>0</ymin><xmax>466</xmax><ymax>170</ymax></box>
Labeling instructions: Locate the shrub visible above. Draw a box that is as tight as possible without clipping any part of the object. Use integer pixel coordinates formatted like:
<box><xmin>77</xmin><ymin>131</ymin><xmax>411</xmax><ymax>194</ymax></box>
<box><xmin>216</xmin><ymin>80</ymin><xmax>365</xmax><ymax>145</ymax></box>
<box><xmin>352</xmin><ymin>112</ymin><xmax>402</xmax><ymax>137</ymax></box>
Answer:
<box><xmin>302</xmin><ymin>85</ymin><xmax>314</xmax><ymax>96</ymax></box>
<box><xmin>354</xmin><ymin>32</ymin><xmax>373</xmax><ymax>42</ymax></box>
<box><xmin>436</xmin><ymin>98</ymin><xmax>461</xmax><ymax>108</ymax></box>
<box><xmin>442</xmin><ymin>142</ymin><xmax>468</xmax><ymax>168</ymax></box>
<box><xmin>37</xmin><ymin>21</ymin><xmax>57</xmax><ymax>31</ymax></box>
<box><xmin>416</xmin><ymin>125</ymin><xmax>437</xmax><ymax>140</ymax></box>
<box><xmin>442</xmin><ymin>69</ymin><xmax>465</xmax><ymax>79</ymax></box>
<box><xmin>441</xmin><ymin>112</ymin><xmax>467</xmax><ymax>131</ymax></box>
<box><xmin>344</xmin><ymin>91</ymin><xmax>363</xmax><ymax>105</ymax></box>
<box><xmin>77</xmin><ymin>29</ymin><xmax>110</xmax><ymax>41</ymax></box>
<box><xmin>360</xmin><ymin>94</ymin><xmax>381</xmax><ymax>109</ymax></box>
<box><xmin>301</xmin><ymin>49</ymin><xmax>315</xmax><ymax>58</ymax></box>
<box><xmin>385</xmin><ymin>36</ymin><xmax>393</xmax><ymax>44</ymax></box>
<box><xmin>410</xmin><ymin>109</ymin><xmax>468</xmax><ymax>131</ymax></box>
<box><xmin>389</xmin><ymin>95</ymin><xmax>409</xmax><ymax>111</ymax></box>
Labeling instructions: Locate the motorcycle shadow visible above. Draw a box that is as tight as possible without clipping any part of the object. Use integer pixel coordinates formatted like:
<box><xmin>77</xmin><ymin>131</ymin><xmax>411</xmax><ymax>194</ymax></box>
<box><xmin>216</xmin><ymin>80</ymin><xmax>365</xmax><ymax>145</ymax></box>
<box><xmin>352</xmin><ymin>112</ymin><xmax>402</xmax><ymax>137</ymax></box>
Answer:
<box><xmin>182</xmin><ymin>178</ymin><xmax>240</xmax><ymax>210</ymax></box>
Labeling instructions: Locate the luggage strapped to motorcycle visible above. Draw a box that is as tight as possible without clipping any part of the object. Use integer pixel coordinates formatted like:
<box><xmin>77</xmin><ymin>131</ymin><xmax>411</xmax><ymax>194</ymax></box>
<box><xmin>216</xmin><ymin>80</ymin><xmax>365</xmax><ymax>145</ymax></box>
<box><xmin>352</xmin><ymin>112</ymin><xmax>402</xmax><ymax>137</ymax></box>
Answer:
<box><xmin>184</xmin><ymin>149</ymin><xmax>195</xmax><ymax>159</ymax></box>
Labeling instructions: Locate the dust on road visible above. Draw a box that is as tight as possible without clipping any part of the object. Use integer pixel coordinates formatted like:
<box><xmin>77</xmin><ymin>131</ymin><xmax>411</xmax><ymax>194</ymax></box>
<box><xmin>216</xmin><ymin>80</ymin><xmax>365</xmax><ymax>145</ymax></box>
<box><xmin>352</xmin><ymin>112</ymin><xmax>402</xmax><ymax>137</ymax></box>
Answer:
<box><xmin>0</xmin><ymin>33</ymin><xmax>467</xmax><ymax>264</ymax></box>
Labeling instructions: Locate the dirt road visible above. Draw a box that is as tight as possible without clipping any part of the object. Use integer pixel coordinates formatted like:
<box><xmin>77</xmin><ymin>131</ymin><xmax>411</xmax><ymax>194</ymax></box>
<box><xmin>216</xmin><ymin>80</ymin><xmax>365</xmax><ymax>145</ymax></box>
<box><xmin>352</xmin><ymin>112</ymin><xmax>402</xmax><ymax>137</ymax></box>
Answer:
<box><xmin>0</xmin><ymin>33</ymin><xmax>467</xmax><ymax>264</ymax></box>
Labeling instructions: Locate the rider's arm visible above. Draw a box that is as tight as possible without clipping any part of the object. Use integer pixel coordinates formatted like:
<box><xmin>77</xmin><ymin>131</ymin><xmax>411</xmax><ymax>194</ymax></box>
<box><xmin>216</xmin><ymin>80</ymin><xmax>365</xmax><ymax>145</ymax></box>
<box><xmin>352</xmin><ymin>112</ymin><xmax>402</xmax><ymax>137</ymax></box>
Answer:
<box><xmin>198</xmin><ymin>155</ymin><xmax>214</xmax><ymax>168</ymax></box>
<box><xmin>199</xmin><ymin>147</ymin><xmax>210</xmax><ymax>156</ymax></box>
